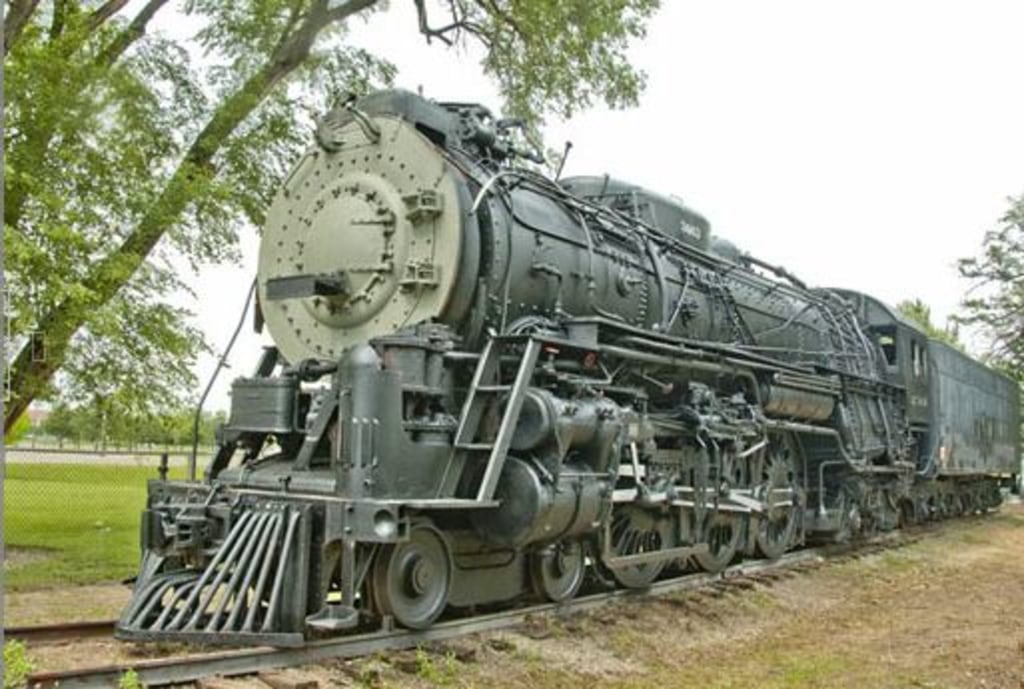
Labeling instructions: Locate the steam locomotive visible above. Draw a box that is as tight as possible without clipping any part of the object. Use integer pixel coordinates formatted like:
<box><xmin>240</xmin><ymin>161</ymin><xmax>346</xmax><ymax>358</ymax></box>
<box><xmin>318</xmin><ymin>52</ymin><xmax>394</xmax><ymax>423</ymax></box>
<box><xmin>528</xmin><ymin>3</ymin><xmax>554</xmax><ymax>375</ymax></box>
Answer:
<box><xmin>117</xmin><ymin>90</ymin><xmax>1020</xmax><ymax>646</ymax></box>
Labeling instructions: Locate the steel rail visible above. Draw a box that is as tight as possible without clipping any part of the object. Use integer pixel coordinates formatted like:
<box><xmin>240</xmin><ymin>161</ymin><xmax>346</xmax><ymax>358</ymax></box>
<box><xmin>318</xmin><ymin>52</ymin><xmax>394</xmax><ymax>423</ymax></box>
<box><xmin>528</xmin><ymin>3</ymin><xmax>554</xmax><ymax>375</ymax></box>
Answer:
<box><xmin>24</xmin><ymin>539</ymin><xmax>910</xmax><ymax>689</ymax></box>
<box><xmin>5</xmin><ymin>619</ymin><xmax>117</xmax><ymax>645</ymax></box>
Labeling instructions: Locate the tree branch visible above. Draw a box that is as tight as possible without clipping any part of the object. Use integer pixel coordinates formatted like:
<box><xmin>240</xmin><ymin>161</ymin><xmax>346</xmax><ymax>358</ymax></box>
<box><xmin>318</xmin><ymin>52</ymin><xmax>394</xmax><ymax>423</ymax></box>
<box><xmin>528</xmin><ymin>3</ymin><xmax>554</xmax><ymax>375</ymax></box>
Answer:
<box><xmin>414</xmin><ymin>0</ymin><xmax>455</xmax><ymax>45</ymax></box>
<box><xmin>49</xmin><ymin>0</ymin><xmax>69</xmax><ymax>40</ymax></box>
<box><xmin>414</xmin><ymin>0</ymin><xmax>486</xmax><ymax>46</ymax></box>
<box><xmin>266</xmin><ymin>0</ymin><xmax>319</xmax><ymax>65</ymax></box>
<box><xmin>95</xmin><ymin>0</ymin><xmax>169</xmax><ymax>67</ymax></box>
<box><xmin>326</xmin><ymin>0</ymin><xmax>378</xmax><ymax>23</ymax></box>
<box><xmin>473</xmin><ymin>0</ymin><xmax>523</xmax><ymax>39</ymax></box>
<box><xmin>87</xmin><ymin>0</ymin><xmax>131</xmax><ymax>32</ymax></box>
<box><xmin>4</xmin><ymin>0</ymin><xmax>41</xmax><ymax>55</ymax></box>
<box><xmin>270</xmin><ymin>0</ymin><xmax>375</xmax><ymax>68</ymax></box>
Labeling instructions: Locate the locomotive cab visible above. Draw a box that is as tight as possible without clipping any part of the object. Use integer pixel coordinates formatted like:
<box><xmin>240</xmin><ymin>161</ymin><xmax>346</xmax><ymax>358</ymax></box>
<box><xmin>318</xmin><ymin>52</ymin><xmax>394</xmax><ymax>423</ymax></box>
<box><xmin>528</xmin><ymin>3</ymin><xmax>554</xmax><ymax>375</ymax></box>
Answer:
<box><xmin>832</xmin><ymin>290</ymin><xmax>932</xmax><ymax>466</ymax></box>
<box><xmin>832</xmin><ymin>291</ymin><xmax>930</xmax><ymax>416</ymax></box>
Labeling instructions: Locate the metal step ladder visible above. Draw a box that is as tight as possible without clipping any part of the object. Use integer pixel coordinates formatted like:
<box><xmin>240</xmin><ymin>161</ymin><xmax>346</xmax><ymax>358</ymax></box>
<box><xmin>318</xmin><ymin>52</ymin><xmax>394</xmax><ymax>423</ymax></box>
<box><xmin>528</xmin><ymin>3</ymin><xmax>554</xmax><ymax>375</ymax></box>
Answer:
<box><xmin>444</xmin><ymin>336</ymin><xmax>542</xmax><ymax>502</ymax></box>
<box><xmin>818</xmin><ymin>299</ymin><xmax>894</xmax><ymax>451</ymax></box>
<box><xmin>820</xmin><ymin>300</ymin><xmax>869</xmax><ymax>376</ymax></box>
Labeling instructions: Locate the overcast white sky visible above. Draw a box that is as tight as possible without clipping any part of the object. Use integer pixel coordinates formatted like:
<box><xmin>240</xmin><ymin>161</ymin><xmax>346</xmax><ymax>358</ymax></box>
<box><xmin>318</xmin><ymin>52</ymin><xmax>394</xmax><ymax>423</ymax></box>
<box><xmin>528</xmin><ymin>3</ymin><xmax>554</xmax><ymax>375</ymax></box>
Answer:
<box><xmin>178</xmin><ymin>1</ymin><xmax>1024</xmax><ymax>411</ymax></box>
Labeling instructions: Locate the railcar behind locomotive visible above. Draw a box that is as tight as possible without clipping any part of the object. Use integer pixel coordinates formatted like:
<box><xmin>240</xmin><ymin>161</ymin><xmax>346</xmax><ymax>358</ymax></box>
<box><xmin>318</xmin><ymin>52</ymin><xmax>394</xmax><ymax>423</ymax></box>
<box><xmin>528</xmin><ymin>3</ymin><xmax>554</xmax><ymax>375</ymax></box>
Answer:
<box><xmin>117</xmin><ymin>90</ymin><xmax>1020</xmax><ymax>646</ymax></box>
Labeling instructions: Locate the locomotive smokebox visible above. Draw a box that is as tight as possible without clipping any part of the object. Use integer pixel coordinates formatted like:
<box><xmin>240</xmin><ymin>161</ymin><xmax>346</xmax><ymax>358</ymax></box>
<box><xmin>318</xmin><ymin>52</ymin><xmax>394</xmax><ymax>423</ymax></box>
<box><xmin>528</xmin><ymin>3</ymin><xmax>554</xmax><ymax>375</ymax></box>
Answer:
<box><xmin>257</xmin><ymin>96</ymin><xmax>480</xmax><ymax>364</ymax></box>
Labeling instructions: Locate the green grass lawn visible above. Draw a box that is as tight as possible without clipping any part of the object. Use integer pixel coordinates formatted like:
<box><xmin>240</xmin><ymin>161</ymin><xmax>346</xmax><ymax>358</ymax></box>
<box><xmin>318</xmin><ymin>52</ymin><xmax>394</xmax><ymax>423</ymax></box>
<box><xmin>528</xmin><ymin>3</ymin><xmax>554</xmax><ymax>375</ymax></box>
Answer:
<box><xmin>3</xmin><ymin>463</ymin><xmax>185</xmax><ymax>590</ymax></box>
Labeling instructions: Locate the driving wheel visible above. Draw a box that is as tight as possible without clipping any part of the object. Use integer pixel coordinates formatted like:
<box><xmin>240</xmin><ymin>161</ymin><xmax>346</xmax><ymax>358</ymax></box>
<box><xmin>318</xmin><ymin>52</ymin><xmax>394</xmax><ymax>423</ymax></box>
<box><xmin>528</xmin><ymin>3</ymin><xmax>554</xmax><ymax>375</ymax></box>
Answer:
<box><xmin>755</xmin><ymin>434</ymin><xmax>801</xmax><ymax>559</ymax></box>
<box><xmin>694</xmin><ymin>510</ymin><xmax>741</xmax><ymax>572</ymax></box>
<box><xmin>606</xmin><ymin>505</ymin><xmax>672</xmax><ymax>589</ymax></box>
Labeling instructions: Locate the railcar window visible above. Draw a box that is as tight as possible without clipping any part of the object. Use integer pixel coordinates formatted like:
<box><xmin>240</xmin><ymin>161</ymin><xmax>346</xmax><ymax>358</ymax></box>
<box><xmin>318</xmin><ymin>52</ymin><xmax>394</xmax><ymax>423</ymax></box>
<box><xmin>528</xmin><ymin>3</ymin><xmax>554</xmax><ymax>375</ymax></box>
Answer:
<box><xmin>911</xmin><ymin>341</ymin><xmax>925</xmax><ymax>378</ymax></box>
<box><xmin>876</xmin><ymin>328</ymin><xmax>897</xmax><ymax>366</ymax></box>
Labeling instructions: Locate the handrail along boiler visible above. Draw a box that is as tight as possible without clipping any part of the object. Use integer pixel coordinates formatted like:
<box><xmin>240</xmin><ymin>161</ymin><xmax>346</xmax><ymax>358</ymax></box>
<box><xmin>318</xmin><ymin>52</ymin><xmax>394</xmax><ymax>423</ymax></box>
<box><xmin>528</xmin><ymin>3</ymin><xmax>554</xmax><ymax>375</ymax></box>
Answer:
<box><xmin>117</xmin><ymin>90</ymin><xmax>1021</xmax><ymax>646</ymax></box>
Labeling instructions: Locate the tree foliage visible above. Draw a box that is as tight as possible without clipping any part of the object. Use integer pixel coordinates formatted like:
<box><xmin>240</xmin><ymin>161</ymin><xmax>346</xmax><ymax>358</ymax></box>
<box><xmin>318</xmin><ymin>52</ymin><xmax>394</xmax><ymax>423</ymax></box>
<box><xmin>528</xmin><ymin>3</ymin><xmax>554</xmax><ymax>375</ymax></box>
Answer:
<box><xmin>895</xmin><ymin>298</ymin><xmax>961</xmax><ymax>349</ymax></box>
<box><xmin>38</xmin><ymin>400</ymin><xmax>226</xmax><ymax>448</ymax></box>
<box><xmin>414</xmin><ymin>0</ymin><xmax>657</xmax><ymax>122</ymax></box>
<box><xmin>4</xmin><ymin>0</ymin><xmax>660</xmax><ymax>432</ymax></box>
<box><xmin>957</xmin><ymin>194</ymin><xmax>1024</xmax><ymax>376</ymax></box>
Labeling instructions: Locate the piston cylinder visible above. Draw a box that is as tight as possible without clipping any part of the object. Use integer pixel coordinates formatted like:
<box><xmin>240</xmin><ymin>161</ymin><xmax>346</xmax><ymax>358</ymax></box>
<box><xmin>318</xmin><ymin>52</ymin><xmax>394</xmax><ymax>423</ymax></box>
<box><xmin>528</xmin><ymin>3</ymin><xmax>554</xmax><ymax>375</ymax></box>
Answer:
<box><xmin>469</xmin><ymin>457</ymin><xmax>608</xmax><ymax>547</ymax></box>
<box><xmin>511</xmin><ymin>388</ymin><xmax>622</xmax><ymax>472</ymax></box>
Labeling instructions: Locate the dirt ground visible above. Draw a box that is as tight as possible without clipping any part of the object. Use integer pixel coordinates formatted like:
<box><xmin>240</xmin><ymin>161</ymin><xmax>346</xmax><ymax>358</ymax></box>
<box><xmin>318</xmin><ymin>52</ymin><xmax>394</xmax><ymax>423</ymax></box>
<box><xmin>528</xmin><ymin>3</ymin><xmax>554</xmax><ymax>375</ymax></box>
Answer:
<box><xmin>4</xmin><ymin>580</ymin><xmax>129</xmax><ymax>626</ymax></box>
<box><xmin>12</xmin><ymin>503</ymin><xmax>1024</xmax><ymax>688</ymax></box>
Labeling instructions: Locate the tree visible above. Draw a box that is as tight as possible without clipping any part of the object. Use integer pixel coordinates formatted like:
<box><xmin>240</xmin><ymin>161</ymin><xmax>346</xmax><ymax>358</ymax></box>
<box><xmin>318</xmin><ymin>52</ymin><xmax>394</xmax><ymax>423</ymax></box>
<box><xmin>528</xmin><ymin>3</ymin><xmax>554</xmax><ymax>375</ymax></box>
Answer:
<box><xmin>4</xmin><ymin>0</ymin><xmax>660</xmax><ymax>432</ymax></box>
<box><xmin>39</xmin><ymin>400</ymin><xmax>226</xmax><ymax>447</ymax></box>
<box><xmin>895</xmin><ymin>298</ymin><xmax>962</xmax><ymax>349</ymax></box>
<box><xmin>957</xmin><ymin>193</ymin><xmax>1024</xmax><ymax>376</ymax></box>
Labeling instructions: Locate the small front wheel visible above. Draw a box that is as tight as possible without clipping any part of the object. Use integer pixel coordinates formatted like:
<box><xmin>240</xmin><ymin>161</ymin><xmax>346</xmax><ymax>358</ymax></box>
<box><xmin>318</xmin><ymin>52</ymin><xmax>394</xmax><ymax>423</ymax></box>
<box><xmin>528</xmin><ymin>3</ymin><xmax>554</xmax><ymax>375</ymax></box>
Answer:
<box><xmin>529</xmin><ymin>540</ymin><xmax>585</xmax><ymax>603</ymax></box>
<box><xmin>370</xmin><ymin>524</ymin><xmax>452</xmax><ymax>629</ymax></box>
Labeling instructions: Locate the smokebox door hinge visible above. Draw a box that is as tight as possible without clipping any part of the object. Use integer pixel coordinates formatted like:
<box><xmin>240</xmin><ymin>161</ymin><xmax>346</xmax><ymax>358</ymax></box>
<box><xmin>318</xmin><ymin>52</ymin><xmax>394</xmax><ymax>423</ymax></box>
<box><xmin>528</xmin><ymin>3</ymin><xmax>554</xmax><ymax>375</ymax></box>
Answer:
<box><xmin>399</xmin><ymin>261</ymin><xmax>441</xmax><ymax>292</ymax></box>
<box><xmin>403</xmin><ymin>190</ymin><xmax>444</xmax><ymax>222</ymax></box>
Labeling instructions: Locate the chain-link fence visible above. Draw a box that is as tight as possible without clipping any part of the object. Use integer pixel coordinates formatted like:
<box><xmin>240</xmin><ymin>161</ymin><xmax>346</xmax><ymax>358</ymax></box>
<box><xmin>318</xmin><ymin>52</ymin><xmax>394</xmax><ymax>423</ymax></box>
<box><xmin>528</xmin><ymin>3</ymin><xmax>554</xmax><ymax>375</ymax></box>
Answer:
<box><xmin>10</xmin><ymin>435</ymin><xmax>213</xmax><ymax>455</ymax></box>
<box><xmin>3</xmin><ymin>447</ymin><xmax>201</xmax><ymax>590</ymax></box>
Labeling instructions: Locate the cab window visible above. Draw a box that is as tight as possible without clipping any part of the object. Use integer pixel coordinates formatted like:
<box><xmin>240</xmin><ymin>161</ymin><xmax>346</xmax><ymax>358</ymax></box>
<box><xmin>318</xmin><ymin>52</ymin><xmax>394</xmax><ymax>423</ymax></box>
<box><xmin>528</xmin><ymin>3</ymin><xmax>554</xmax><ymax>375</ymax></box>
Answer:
<box><xmin>875</xmin><ymin>326</ymin><xmax>897</xmax><ymax>366</ymax></box>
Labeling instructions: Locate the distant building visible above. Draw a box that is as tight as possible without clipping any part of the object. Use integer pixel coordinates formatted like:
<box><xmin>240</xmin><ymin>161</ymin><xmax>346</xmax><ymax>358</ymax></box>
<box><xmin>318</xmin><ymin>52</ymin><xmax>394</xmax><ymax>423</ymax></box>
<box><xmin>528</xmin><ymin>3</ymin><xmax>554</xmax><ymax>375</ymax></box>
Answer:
<box><xmin>26</xmin><ymin>406</ymin><xmax>50</xmax><ymax>427</ymax></box>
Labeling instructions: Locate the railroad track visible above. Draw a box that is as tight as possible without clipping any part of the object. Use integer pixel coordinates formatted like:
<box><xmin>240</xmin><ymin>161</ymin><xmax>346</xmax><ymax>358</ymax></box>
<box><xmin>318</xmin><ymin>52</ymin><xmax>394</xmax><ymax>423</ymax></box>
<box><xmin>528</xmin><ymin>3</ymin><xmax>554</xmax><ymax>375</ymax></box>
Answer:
<box><xmin>16</xmin><ymin>528</ymin><xmax>929</xmax><ymax>689</ymax></box>
<box><xmin>6</xmin><ymin>619</ymin><xmax>116</xmax><ymax>645</ymax></box>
